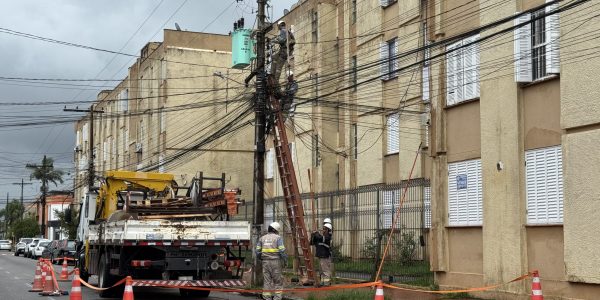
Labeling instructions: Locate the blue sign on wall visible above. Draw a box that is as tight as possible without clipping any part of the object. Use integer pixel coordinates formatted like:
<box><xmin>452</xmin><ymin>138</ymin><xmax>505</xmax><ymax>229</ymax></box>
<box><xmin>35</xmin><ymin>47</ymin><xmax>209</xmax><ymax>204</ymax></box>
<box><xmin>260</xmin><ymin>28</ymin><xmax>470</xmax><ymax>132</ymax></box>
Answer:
<box><xmin>456</xmin><ymin>175</ymin><xmax>467</xmax><ymax>190</ymax></box>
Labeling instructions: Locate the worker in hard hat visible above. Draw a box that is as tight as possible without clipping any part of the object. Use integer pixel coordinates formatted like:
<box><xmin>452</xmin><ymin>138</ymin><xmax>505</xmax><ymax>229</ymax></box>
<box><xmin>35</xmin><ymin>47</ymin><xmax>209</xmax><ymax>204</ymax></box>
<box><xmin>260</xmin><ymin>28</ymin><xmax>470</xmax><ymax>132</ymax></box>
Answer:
<box><xmin>256</xmin><ymin>222</ymin><xmax>287</xmax><ymax>300</ymax></box>
<box><xmin>270</xmin><ymin>20</ymin><xmax>295</xmax><ymax>88</ymax></box>
<box><xmin>311</xmin><ymin>223</ymin><xmax>333</xmax><ymax>286</ymax></box>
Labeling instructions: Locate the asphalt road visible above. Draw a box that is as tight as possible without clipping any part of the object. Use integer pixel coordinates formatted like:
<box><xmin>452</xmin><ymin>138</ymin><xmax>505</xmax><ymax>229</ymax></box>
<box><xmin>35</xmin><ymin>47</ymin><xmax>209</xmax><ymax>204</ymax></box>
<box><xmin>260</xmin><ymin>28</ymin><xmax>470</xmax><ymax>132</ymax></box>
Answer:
<box><xmin>0</xmin><ymin>251</ymin><xmax>257</xmax><ymax>300</ymax></box>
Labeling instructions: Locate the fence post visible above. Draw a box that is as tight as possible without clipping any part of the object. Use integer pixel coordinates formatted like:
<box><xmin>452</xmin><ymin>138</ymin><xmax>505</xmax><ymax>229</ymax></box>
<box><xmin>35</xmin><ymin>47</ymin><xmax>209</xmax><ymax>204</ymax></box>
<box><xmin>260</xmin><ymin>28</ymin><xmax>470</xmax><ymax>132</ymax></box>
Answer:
<box><xmin>372</xmin><ymin>189</ymin><xmax>382</xmax><ymax>282</ymax></box>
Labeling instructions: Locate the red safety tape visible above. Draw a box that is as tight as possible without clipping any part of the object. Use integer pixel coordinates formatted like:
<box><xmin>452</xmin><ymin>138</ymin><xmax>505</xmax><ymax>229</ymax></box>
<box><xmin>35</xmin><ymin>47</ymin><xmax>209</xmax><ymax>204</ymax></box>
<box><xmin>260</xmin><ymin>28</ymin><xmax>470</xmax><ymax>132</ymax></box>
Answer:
<box><xmin>78</xmin><ymin>277</ymin><xmax>127</xmax><ymax>291</ymax></box>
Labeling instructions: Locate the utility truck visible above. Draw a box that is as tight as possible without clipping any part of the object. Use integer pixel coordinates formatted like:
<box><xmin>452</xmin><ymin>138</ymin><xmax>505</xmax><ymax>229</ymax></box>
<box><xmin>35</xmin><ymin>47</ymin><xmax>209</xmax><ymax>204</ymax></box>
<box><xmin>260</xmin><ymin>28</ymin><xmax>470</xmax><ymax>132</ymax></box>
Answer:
<box><xmin>76</xmin><ymin>171</ymin><xmax>250</xmax><ymax>298</ymax></box>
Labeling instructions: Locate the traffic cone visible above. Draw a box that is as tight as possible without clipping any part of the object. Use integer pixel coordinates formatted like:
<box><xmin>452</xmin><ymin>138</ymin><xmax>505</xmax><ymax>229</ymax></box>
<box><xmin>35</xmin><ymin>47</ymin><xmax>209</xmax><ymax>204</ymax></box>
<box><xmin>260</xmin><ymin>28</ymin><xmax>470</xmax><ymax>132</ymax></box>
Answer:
<box><xmin>59</xmin><ymin>258</ymin><xmax>70</xmax><ymax>281</ymax></box>
<box><xmin>40</xmin><ymin>263</ymin><xmax>48</xmax><ymax>290</ymax></box>
<box><xmin>123</xmin><ymin>276</ymin><xmax>134</xmax><ymax>300</ymax></box>
<box><xmin>373</xmin><ymin>281</ymin><xmax>384</xmax><ymax>300</ymax></box>
<box><xmin>531</xmin><ymin>270</ymin><xmax>543</xmax><ymax>300</ymax></box>
<box><xmin>41</xmin><ymin>264</ymin><xmax>57</xmax><ymax>295</ymax></box>
<box><xmin>70</xmin><ymin>268</ymin><xmax>82</xmax><ymax>300</ymax></box>
<box><xmin>29</xmin><ymin>261</ymin><xmax>44</xmax><ymax>292</ymax></box>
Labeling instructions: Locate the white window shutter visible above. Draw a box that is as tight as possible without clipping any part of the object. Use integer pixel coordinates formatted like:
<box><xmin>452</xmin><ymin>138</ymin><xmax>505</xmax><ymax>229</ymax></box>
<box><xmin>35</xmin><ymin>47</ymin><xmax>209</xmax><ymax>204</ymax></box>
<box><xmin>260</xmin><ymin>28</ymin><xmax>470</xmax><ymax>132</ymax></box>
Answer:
<box><xmin>526</xmin><ymin>146</ymin><xmax>563</xmax><ymax>224</ymax></box>
<box><xmin>424</xmin><ymin>186</ymin><xmax>431</xmax><ymax>228</ymax></box>
<box><xmin>463</xmin><ymin>34</ymin><xmax>480</xmax><ymax>100</ymax></box>
<box><xmin>383</xmin><ymin>190</ymin><xmax>394</xmax><ymax>228</ymax></box>
<box><xmin>422</xmin><ymin>66</ymin><xmax>430</xmax><ymax>102</ymax></box>
<box><xmin>448</xmin><ymin>159</ymin><xmax>482</xmax><ymax>226</ymax></box>
<box><xmin>158</xmin><ymin>155</ymin><xmax>165</xmax><ymax>173</ymax></box>
<box><xmin>380</xmin><ymin>0</ymin><xmax>389</xmax><ymax>7</ymax></box>
<box><xmin>446</xmin><ymin>41</ymin><xmax>462</xmax><ymax>105</ymax></box>
<box><xmin>545</xmin><ymin>0</ymin><xmax>560</xmax><ymax>74</ymax></box>
<box><xmin>514</xmin><ymin>13</ymin><xmax>533</xmax><ymax>82</ymax></box>
<box><xmin>386</xmin><ymin>113</ymin><xmax>399</xmax><ymax>154</ymax></box>
<box><xmin>266</xmin><ymin>148</ymin><xmax>274</xmax><ymax>179</ymax></box>
<box><xmin>380</xmin><ymin>42</ymin><xmax>389</xmax><ymax>80</ymax></box>
<box><xmin>392</xmin><ymin>39</ymin><xmax>399</xmax><ymax>77</ymax></box>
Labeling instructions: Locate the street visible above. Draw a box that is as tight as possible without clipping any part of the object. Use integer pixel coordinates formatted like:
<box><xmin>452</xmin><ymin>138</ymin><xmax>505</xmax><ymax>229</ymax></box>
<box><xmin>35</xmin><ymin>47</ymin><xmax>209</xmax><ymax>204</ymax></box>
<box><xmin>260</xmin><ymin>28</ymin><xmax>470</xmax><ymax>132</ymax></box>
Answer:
<box><xmin>0</xmin><ymin>251</ymin><xmax>257</xmax><ymax>300</ymax></box>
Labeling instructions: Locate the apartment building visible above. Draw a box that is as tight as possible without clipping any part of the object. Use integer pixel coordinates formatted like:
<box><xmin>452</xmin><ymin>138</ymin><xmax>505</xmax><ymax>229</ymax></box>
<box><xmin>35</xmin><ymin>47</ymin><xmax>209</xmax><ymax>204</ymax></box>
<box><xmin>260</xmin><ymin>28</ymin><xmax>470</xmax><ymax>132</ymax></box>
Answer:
<box><xmin>74</xmin><ymin>29</ymin><xmax>254</xmax><ymax>205</ymax></box>
<box><xmin>427</xmin><ymin>0</ymin><xmax>600</xmax><ymax>298</ymax></box>
<box><xmin>262</xmin><ymin>0</ymin><xmax>430</xmax><ymax>260</ymax></box>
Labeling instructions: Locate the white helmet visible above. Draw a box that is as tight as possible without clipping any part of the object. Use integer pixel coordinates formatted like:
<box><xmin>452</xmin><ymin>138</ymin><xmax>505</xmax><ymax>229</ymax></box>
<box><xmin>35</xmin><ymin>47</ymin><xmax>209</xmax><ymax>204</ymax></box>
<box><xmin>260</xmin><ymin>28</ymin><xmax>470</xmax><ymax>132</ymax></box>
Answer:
<box><xmin>278</xmin><ymin>20</ymin><xmax>286</xmax><ymax>26</ymax></box>
<box><xmin>323</xmin><ymin>218</ymin><xmax>332</xmax><ymax>224</ymax></box>
<box><xmin>323</xmin><ymin>223</ymin><xmax>332</xmax><ymax>230</ymax></box>
<box><xmin>269</xmin><ymin>222</ymin><xmax>281</xmax><ymax>232</ymax></box>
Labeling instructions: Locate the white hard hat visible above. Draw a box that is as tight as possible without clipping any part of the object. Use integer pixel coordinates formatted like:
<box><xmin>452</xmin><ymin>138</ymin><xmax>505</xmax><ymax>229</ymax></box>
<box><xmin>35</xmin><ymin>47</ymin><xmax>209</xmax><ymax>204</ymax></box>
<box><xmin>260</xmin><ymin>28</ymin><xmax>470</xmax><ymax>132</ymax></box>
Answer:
<box><xmin>269</xmin><ymin>222</ymin><xmax>281</xmax><ymax>232</ymax></box>
<box><xmin>323</xmin><ymin>223</ymin><xmax>332</xmax><ymax>230</ymax></box>
<box><xmin>278</xmin><ymin>20</ymin><xmax>286</xmax><ymax>26</ymax></box>
<box><xmin>323</xmin><ymin>218</ymin><xmax>332</xmax><ymax>224</ymax></box>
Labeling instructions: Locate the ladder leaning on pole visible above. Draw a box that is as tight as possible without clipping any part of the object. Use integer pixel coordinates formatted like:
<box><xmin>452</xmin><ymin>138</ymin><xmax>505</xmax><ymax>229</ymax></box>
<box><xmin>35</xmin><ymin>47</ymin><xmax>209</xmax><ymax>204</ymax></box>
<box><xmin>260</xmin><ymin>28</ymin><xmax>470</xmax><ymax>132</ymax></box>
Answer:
<box><xmin>270</xmin><ymin>94</ymin><xmax>317</xmax><ymax>285</ymax></box>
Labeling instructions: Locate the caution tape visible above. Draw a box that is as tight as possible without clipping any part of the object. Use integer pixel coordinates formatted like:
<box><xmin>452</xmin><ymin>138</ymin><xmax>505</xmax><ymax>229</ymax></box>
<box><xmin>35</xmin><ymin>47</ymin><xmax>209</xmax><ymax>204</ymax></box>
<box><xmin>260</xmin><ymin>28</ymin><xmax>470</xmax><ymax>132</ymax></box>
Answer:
<box><xmin>382</xmin><ymin>272</ymin><xmax>531</xmax><ymax>294</ymax></box>
<box><xmin>134</xmin><ymin>280</ymin><xmax>377</xmax><ymax>293</ymax></box>
<box><xmin>78</xmin><ymin>277</ymin><xmax>127</xmax><ymax>291</ymax></box>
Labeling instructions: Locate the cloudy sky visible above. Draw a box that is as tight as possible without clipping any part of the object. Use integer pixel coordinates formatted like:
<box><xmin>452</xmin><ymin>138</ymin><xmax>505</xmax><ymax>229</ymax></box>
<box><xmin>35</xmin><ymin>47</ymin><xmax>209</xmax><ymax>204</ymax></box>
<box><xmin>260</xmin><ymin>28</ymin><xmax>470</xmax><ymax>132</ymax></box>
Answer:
<box><xmin>0</xmin><ymin>0</ymin><xmax>297</xmax><ymax>206</ymax></box>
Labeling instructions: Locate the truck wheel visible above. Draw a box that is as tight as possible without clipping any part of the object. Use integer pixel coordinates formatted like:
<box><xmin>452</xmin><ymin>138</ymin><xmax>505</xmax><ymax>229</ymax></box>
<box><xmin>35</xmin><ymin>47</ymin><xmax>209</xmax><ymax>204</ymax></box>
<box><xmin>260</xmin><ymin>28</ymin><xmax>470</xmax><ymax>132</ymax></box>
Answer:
<box><xmin>179</xmin><ymin>288</ymin><xmax>210</xmax><ymax>298</ymax></box>
<box><xmin>98</xmin><ymin>254</ymin><xmax>117</xmax><ymax>298</ymax></box>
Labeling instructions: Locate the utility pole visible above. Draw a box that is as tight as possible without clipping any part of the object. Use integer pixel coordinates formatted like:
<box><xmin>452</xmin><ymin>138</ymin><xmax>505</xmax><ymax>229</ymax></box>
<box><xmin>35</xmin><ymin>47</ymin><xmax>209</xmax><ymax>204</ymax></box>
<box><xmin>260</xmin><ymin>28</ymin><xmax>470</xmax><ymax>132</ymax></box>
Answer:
<box><xmin>12</xmin><ymin>179</ymin><xmax>32</xmax><ymax>220</ymax></box>
<box><xmin>4</xmin><ymin>193</ymin><xmax>8</xmax><ymax>238</ymax></box>
<box><xmin>64</xmin><ymin>105</ymin><xmax>103</xmax><ymax>190</ymax></box>
<box><xmin>252</xmin><ymin>0</ymin><xmax>267</xmax><ymax>286</ymax></box>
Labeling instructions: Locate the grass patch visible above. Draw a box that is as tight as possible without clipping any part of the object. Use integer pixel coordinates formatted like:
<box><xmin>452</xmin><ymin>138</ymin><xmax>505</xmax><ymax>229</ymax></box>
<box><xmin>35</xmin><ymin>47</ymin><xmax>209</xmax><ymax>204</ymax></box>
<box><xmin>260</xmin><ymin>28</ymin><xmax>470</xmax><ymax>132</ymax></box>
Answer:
<box><xmin>335</xmin><ymin>259</ymin><xmax>430</xmax><ymax>275</ymax></box>
<box><xmin>305</xmin><ymin>290</ymin><xmax>392</xmax><ymax>300</ymax></box>
<box><xmin>440</xmin><ymin>292</ymin><xmax>483</xmax><ymax>299</ymax></box>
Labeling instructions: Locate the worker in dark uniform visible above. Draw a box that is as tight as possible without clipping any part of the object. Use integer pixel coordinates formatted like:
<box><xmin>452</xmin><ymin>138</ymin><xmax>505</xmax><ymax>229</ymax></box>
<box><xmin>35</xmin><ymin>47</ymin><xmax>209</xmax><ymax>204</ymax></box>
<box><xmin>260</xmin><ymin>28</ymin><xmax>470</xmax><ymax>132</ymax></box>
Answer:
<box><xmin>311</xmin><ymin>223</ymin><xmax>333</xmax><ymax>286</ymax></box>
<box><xmin>256</xmin><ymin>222</ymin><xmax>287</xmax><ymax>300</ymax></box>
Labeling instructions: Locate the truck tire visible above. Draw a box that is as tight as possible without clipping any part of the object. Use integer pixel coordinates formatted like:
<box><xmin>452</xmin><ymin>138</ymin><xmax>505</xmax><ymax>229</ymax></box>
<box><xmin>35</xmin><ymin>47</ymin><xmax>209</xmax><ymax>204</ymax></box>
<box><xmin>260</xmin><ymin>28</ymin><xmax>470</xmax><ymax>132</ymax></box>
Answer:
<box><xmin>179</xmin><ymin>288</ymin><xmax>210</xmax><ymax>298</ymax></box>
<box><xmin>98</xmin><ymin>253</ymin><xmax>118</xmax><ymax>298</ymax></box>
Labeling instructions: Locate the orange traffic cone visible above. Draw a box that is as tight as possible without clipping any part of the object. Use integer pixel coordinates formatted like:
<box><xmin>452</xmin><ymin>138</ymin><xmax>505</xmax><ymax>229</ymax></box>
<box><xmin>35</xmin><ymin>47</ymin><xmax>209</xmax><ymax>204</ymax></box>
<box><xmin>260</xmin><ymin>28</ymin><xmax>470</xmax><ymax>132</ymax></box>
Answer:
<box><xmin>29</xmin><ymin>261</ymin><xmax>44</xmax><ymax>292</ymax></box>
<box><xmin>373</xmin><ymin>281</ymin><xmax>384</xmax><ymax>300</ymax></box>
<box><xmin>40</xmin><ymin>263</ymin><xmax>48</xmax><ymax>289</ymax></box>
<box><xmin>59</xmin><ymin>258</ymin><xmax>70</xmax><ymax>281</ymax></box>
<box><xmin>123</xmin><ymin>276</ymin><xmax>134</xmax><ymax>300</ymax></box>
<box><xmin>531</xmin><ymin>270</ymin><xmax>543</xmax><ymax>300</ymax></box>
<box><xmin>70</xmin><ymin>268</ymin><xmax>82</xmax><ymax>300</ymax></box>
<box><xmin>41</xmin><ymin>264</ymin><xmax>57</xmax><ymax>295</ymax></box>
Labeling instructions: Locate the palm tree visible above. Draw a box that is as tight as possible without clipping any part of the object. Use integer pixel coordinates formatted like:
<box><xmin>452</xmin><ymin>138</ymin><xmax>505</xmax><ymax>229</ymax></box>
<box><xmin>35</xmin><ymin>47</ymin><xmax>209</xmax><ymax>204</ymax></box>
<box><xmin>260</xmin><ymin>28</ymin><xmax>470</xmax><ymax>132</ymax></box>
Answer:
<box><xmin>27</xmin><ymin>155</ymin><xmax>64</xmax><ymax>238</ymax></box>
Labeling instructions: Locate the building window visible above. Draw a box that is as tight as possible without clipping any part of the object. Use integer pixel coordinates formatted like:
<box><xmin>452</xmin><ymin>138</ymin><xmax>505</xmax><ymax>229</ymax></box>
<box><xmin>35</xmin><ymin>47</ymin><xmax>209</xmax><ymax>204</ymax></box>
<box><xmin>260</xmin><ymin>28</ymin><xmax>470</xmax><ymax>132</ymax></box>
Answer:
<box><xmin>380</xmin><ymin>0</ymin><xmax>397</xmax><ymax>8</ymax></box>
<box><xmin>380</xmin><ymin>38</ymin><xmax>398</xmax><ymax>80</ymax></box>
<box><xmin>382</xmin><ymin>189</ymin><xmax>400</xmax><ymax>229</ymax></box>
<box><xmin>448</xmin><ymin>159</ymin><xmax>482</xmax><ymax>226</ymax></box>
<box><xmin>159</xmin><ymin>107</ymin><xmax>166</xmax><ymax>133</ymax></box>
<box><xmin>119</xmin><ymin>89</ymin><xmax>128</xmax><ymax>112</ymax></box>
<box><xmin>446</xmin><ymin>34</ymin><xmax>480</xmax><ymax>106</ymax></box>
<box><xmin>386</xmin><ymin>113</ymin><xmax>399</xmax><ymax>154</ymax></box>
<box><xmin>351</xmin><ymin>123</ymin><xmax>358</xmax><ymax>160</ymax></box>
<box><xmin>351</xmin><ymin>0</ymin><xmax>357</xmax><ymax>24</ymax></box>
<box><xmin>350</xmin><ymin>56</ymin><xmax>357</xmax><ymax>91</ymax></box>
<box><xmin>422</xmin><ymin>22</ymin><xmax>430</xmax><ymax>102</ymax></box>
<box><xmin>103</xmin><ymin>141</ymin><xmax>108</xmax><ymax>162</ymax></box>
<box><xmin>514</xmin><ymin>0</ymin><xmax>560</xmax><ymax>82</ymax></box>
<box><xmin>311</xmin><ymin>10</ymin><xmax>318</xmax><ymax>43</ymax></box>
<box><xmin>160</xmin><ymin>59</ymin><xmax>167</xmax><ymax>84</ymax></box>
<box><xmin>312</xmin><ymin>134</ymin><xmax>320</xmax><ymax>167</ymax></box>
<box><xmin>266</xmin><ymin>148</ymin><xmax>274</xmax><ymax>180</ymax></box>
<box><xmin>526</xmin><ymin>146</ymin><xmax>563</xmax><ymax>224</ymax></box>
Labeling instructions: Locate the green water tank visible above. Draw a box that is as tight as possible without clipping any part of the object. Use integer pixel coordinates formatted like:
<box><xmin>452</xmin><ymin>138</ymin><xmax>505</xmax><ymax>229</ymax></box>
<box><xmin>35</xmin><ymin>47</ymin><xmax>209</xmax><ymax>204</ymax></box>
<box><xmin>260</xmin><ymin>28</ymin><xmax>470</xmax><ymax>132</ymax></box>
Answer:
<box><xmin>232</xmin><ymin>28</ymin><xmax>255</xmax><ymax>69</ymax></box>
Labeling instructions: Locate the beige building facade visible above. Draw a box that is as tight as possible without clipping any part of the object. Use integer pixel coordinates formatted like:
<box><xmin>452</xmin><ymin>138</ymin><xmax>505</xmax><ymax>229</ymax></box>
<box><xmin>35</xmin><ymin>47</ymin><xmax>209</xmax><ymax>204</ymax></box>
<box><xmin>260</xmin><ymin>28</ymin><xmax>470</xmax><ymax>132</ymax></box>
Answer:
<box><xmin>73</xmin><ymin>29</ymin><xmax>255</xmax><ymax>205</ymax></box>
<box><xmin>428</xmin><ymin>0</ymin><xmax>600</xmax><ymax>298</ymax></box>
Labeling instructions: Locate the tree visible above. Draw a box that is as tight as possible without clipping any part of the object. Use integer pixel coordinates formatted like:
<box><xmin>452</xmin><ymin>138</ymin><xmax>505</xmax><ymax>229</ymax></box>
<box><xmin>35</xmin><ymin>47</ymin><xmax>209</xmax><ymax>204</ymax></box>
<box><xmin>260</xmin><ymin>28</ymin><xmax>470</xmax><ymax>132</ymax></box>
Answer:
<box><xmin>12</xmin><ymin>217</ymin><xmax>40</xmax><ymax>241</ymax></box>
<box><xmin>27</xmin><ymin>155</ymin><xmax>64</xmax><ymax>238</ymax></box>
<box><xmin>55</xmin><ymin>206</ymin><xmax>79</xmax><ymax>239</ymax></box>
<box><xmin>0</xmin><ymin>200</ymin><xmax>24</xmax><ymax>239</ymax></box>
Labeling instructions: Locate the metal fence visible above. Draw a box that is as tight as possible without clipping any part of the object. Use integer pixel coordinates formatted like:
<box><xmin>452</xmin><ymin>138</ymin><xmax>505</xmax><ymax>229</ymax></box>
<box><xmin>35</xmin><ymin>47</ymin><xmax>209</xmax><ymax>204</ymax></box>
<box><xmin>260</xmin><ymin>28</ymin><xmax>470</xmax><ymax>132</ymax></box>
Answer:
<box><xmin>238</xmin><ymin>178</ymin><xmax>433</xmax><ymax>286</ymax></box>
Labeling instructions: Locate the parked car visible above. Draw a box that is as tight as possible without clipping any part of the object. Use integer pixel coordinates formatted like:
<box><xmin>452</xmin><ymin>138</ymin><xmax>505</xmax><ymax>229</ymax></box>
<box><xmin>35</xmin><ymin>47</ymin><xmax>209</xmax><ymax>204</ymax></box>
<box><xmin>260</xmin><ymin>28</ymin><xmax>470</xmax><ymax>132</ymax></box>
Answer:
<box><xmin>15</xmin><ymin>238</ymin><xmax>33</xmax><ymax>256</ymax></box>
<box><xmin>42</xmin><ymin>240</ymin><xmax>59</xmax><ymax>263</ymax></box>
<box><xmin>31</xmin><ymin>240</ymin><xmax>50</xmax><ymax>259</ymax></box>
<box><xmin>0</xmin><ymin>240</ymin><xmax>11</xmax><ymax>251</ymax></box>
<box><xmin>25</xmin><ymin>238</ymin><xmax>40</xmax><ymax>258</ymax></box>
<box><xmin>55</xmin><ymin>239</ymin><xmax>77</xmax><ymax>264</ymax></box>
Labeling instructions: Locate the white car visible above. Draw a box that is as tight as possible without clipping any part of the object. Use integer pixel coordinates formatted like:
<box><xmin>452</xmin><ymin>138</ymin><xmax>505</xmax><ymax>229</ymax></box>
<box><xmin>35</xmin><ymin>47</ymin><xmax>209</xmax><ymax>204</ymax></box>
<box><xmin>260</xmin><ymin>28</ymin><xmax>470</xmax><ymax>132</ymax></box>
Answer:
<box><xmin>15</xmin><ymin>238</ymin><xmax>33</xmax><ymax>256</ymax></box>
<box><xmin>25</xmin><ymin>238</ymin><xmax>40</xmax><ymax>258</ymax></box>
<box><xmin>32</xmin><ymin>240</ymin><xmax>50</xmax><ymax>259</ymax></box>
<box><xmin>0</xmin><ymin>240</ymin><xmax>11</xmax><ymax>251</ymax></box>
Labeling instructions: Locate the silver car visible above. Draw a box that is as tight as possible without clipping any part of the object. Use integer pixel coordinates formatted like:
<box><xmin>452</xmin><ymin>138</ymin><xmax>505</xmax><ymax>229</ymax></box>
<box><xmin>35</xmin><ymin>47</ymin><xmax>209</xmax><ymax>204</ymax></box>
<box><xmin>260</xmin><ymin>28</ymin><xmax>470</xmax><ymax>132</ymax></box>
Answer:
<box><xmin>0</xmin><ymin>240</ymin><xmax>11</xmax><ymax>251</ymax></box>
<box><xmin>25</xmin><ymin>238</ymin><xmax>40</xmax><ymax>258</ymax></box>
<box><xmin>15</xmin><ymin>238</ymin><xmax>33</xmax><ymax>256</ymax></box>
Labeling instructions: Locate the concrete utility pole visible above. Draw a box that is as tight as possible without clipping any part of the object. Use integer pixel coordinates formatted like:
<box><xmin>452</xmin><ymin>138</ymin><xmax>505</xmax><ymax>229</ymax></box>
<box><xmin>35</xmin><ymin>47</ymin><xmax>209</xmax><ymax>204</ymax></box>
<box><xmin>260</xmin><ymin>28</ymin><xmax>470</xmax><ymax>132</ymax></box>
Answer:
<box><xmin>64</xmin><ymin>105</ymin><xmax>103</xmax><ymax>190</ymax></box>
<box><xmin>4</xmin><ymin>193</ymin><xmax>8</xmax><ymax>238</ymax></box>
<box><xmin>252</xmin><ymin>0</ymin><xmax>267</xmax><ymax>286</ymax></box>
<box><xmin>12</xmin><ymin>179</ymin><xmax>32</xmax><ymax>220</ymax></box>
